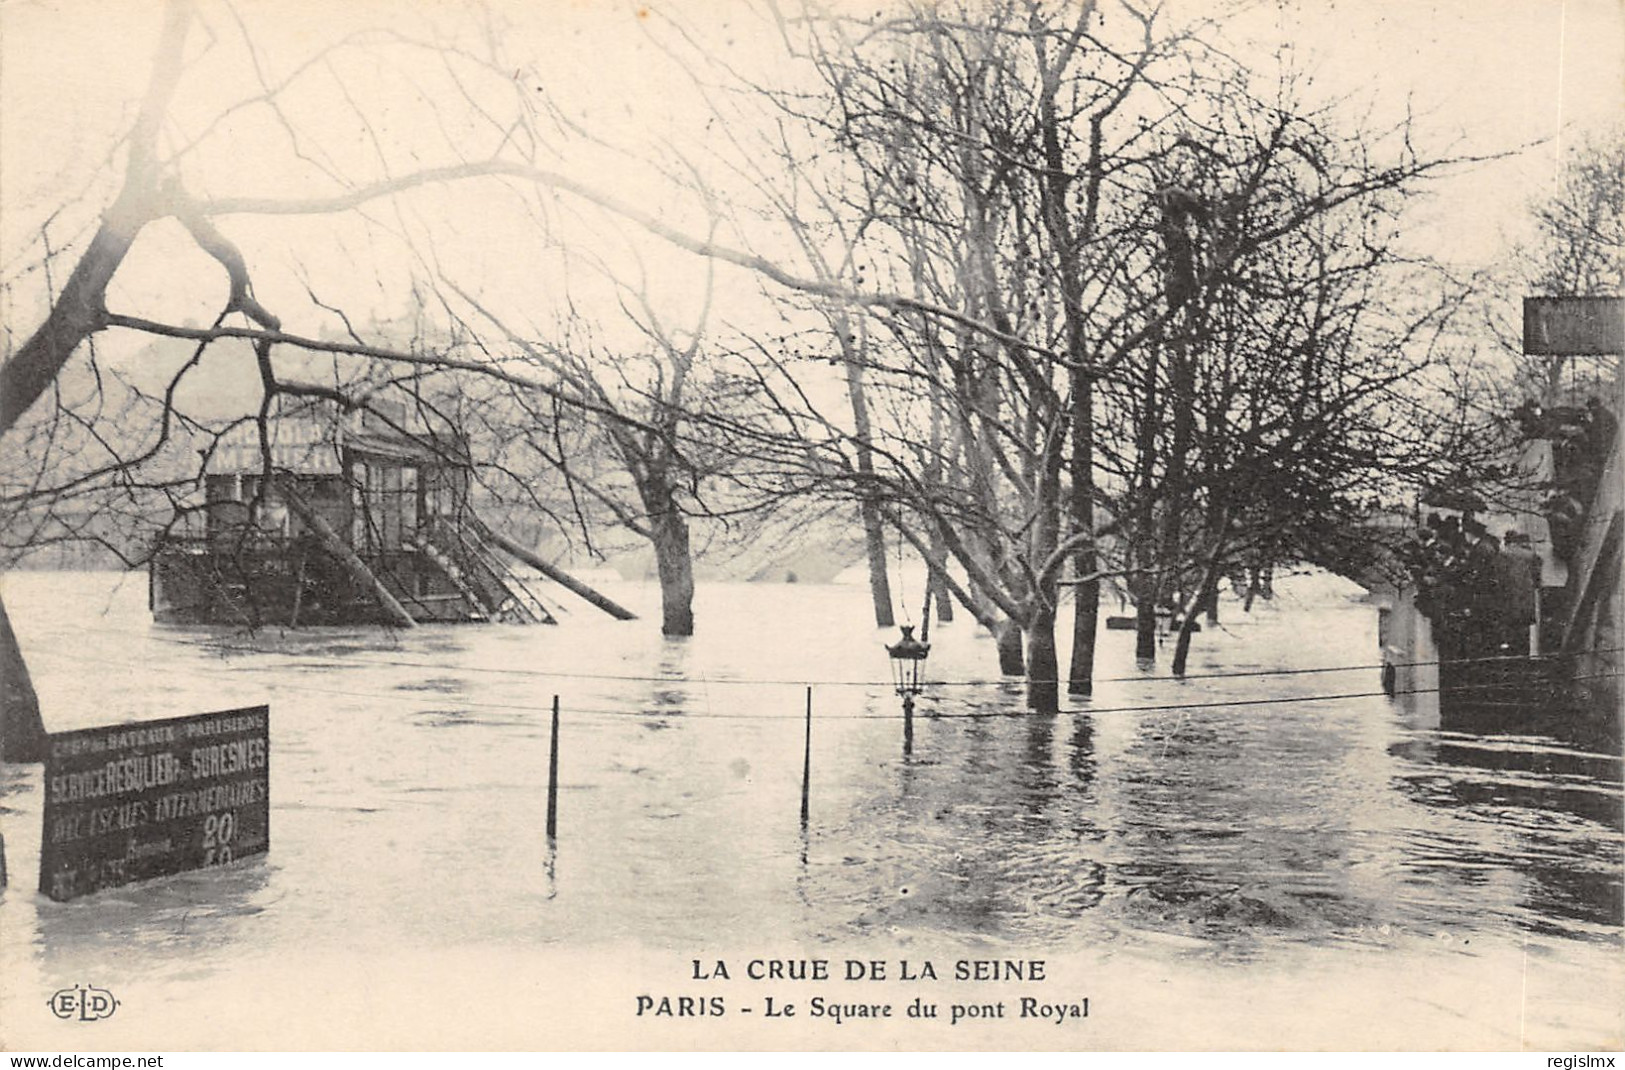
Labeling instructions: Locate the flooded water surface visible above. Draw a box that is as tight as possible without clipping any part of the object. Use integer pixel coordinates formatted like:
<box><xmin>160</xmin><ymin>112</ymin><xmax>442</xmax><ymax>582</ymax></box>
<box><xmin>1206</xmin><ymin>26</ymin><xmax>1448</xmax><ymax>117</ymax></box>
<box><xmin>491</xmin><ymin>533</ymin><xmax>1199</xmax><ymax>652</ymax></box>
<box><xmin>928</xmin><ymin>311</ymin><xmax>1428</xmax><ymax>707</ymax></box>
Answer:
<box><xmin>1</xmin><ymin>570</ymin><xmax>1620</xmax><ymax>1049</ymax></box>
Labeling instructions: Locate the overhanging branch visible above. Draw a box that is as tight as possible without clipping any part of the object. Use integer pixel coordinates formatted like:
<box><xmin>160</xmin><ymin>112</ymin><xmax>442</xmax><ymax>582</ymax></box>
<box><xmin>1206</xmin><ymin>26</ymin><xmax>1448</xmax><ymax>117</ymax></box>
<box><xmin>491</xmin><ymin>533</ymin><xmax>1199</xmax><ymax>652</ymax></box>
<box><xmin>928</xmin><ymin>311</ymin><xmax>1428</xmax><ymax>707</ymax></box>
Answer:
<box><xmin>196</xmin><ymin>160</ymin><xmax>1087</xmax><ymax>370</ymax></box>
<box><xmin>100</xmin><ymin>313</ymin><xmax>662</xmax><ymax>437</ymax></box>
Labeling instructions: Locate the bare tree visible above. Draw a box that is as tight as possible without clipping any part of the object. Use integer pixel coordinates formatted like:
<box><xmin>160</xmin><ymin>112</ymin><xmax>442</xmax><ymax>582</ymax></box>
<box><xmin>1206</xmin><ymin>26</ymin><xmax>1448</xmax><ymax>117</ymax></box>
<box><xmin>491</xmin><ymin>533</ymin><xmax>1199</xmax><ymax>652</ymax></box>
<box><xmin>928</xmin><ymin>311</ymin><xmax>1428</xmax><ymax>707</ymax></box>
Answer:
<box><xmin>0</xmin><ymin>0</ymin><xmax>1492</xmax><ymax>751</ymax></box>
<box><xmin>729</xmin><ymin>0</ymin><xmax>1469</xmax><ymax>709</ymax></box>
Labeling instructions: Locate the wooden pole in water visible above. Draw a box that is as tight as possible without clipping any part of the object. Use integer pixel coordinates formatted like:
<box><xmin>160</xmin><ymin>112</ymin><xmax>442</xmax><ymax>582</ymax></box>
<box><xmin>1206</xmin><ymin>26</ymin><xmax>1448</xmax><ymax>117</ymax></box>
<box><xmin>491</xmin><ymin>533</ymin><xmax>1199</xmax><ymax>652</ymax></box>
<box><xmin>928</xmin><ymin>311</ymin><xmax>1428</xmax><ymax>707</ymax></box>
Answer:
<box><xmin>547</xmin><ymin>695</ymin><xmax>560</xmax><ymax>841</ymax></box>
<box><xmin>281</xmin><ymin>482</ymin><xmax>416</xmax><ymax>628</ymax></box>
<box><xmin>800</xmin><ymin>686</ymin><xmax>812</xmax><ymax>828</ymax></box>
<box><xmin>486</xmin><ymin>528</ymin><xmax>638</xmax><ymax>621</ymax></box>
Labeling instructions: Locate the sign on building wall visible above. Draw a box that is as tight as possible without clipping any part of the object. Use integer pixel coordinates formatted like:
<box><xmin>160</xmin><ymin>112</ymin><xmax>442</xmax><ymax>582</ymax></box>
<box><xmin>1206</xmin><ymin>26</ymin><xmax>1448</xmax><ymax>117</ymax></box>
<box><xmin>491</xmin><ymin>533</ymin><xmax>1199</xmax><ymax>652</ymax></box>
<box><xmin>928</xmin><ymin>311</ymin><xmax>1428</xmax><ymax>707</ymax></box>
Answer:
<box><xmin>39</xmin><ymin>706</ymin><xmax>269</xmax><ymax>902</ymax></box>
<box><xmin>1523</xmin><ymin>296</ymin><xmax>1625</xmax><ymax>355</ymax></box>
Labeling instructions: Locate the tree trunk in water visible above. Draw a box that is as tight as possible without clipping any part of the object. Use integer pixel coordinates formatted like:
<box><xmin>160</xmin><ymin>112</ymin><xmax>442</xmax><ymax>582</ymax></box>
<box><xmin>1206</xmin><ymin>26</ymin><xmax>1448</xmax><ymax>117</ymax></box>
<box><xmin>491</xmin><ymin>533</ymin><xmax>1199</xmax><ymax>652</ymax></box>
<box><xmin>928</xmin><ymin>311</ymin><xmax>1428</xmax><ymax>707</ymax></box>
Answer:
<box><xmin>842</xmin><ymin>330</ymin><xmax>894</xmax><ymax>629</ymax></box>
<box><xmin>928</xmin><ymin>529</ymin><xmax>955</xmax><ymax>624</ymax></box>
<box><xmin>1201</xmin><ymin>481</ymin><xmax>1226</xmax><ymax>625</ymax></box>
<box><xmin>650</xmin><ymin>508</ymin><xmax>695</xmax><ymax>638</ymax></box>
<box><xmin>1130</xmin><ymin>333</ymin><xmax>1161</xmax><ymax>664</ymax></box>
<box><xmin>630</xmin><ymin>465</ymin><xmax>696</xmax><ymax>637</ymax></box>
<box><xmin>1026</xmin><ymin>603</ymin><xmax>1060</xmax><ymax>713</ymax></box>
<box><xmin>1068</xmin><ymin>568</ymin><xmax>1100</xmax><ymax>695</ymax></box>
<box><xmin>1034</xmin><ymin>50</ymin><xmax>1099</xmax><ymax>700</ymax></box>
<box><xmin>1154</xmin><ymin>191</ymin><xmax>1200</xmax><ymax>645</ymax></box>
<box><xmin>1170</xmin><ymin>599</ymin><xmax>1203</xmax><ymax>676</ymax></box>
<box><xmin>1068</xmin><ymin>374</ymin><xmax>1099</xmax><ymax>696</ymax></box>
<box><xmin>932</xmin><ymin>568</ymin><xmax>955</xmax><ymax>623</ymax></box>
<box><xmin>1135</xmin><ymin>596</ymin><xmax>1158</xmax><ymax>662</ymax></box>
<box><xmin>860</xmin><ymin>499</ymin><xmax>894</xmax><ymax>629</ymax></box>
<box><xmin>0</xmin><ymin>590</ymin><xmax>47</xmax><ymax>762</ymax></box>
<box><xmin>995</xmin><ymin>618</ymin><xmax>1025</xmax><ymax>676</ymax></box>
<box><xmin>1172</xmin><ymin>536</ymin><xmax>1231</xmax><ymax>676</ymax></box>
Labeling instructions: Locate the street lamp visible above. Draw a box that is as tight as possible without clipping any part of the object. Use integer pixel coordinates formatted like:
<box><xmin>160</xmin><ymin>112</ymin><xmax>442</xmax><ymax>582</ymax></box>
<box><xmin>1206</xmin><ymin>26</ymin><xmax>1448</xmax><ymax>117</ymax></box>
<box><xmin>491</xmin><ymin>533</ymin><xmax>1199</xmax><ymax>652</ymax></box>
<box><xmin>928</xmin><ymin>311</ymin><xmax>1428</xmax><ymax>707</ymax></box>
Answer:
<box><xmin>886</xmin><ymin>624</ymin><xmax>931</xmax><ymax>716</ymax></box>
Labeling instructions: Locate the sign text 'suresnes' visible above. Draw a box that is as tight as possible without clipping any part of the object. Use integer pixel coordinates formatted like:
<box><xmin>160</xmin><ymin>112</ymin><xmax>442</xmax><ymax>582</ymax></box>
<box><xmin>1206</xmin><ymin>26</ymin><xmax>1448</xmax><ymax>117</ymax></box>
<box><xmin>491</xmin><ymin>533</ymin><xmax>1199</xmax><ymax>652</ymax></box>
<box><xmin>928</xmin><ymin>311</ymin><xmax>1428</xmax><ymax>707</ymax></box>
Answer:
<box><xmin>39</xmin><ymin>706</ymin><xmax>269</xmax><ymax>902</ymax></box>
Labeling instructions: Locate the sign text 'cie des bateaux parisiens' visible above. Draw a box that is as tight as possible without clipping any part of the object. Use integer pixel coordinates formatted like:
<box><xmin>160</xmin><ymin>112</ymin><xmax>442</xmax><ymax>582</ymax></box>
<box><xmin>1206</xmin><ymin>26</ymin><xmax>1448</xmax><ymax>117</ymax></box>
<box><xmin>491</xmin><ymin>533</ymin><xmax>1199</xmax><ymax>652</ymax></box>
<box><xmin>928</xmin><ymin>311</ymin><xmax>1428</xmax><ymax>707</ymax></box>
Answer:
<box><xmin>40</xmin><ymin>705</ymin><xmax>269</xmax><ymax>902</ymax></box>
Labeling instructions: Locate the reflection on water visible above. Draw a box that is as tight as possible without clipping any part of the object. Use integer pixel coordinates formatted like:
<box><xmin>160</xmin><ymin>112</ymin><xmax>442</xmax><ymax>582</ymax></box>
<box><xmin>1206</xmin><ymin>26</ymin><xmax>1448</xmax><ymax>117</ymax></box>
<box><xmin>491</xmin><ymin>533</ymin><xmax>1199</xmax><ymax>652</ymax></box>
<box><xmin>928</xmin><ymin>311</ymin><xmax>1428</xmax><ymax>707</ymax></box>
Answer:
<box><xmin>0</xmin><ymin>571</ymin><xmax>1620</xmax><ymax>1002</ymax></box>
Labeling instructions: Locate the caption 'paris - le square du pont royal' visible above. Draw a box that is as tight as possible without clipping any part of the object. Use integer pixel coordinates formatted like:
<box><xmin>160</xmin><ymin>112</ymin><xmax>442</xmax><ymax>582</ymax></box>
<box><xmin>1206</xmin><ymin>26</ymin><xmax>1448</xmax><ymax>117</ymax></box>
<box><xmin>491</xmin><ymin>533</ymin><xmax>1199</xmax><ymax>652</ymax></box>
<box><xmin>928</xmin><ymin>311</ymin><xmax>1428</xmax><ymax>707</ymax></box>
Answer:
<box><xmin>635</xmin><ymin>958</ymin><xmax>1090</xmax><ymax>1026</ymax></box>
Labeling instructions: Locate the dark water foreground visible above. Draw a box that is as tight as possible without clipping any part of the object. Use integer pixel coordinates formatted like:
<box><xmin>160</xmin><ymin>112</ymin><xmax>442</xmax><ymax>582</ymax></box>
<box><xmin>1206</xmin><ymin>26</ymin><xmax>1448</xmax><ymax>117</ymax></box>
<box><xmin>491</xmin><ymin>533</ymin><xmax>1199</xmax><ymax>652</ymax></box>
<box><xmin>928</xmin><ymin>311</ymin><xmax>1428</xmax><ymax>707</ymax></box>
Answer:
<box><xmin>1</xmin><ymin>570</ymin><xmax>1619</xmax><ymax>1050</ymax></box>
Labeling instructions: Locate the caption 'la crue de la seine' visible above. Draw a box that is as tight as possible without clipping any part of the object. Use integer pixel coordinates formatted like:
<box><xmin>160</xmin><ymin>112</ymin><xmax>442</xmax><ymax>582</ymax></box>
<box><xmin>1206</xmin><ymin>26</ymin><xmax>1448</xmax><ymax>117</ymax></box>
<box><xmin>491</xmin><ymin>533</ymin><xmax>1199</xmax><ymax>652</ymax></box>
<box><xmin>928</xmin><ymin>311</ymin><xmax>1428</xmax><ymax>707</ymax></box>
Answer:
<box><xmin>635</xmin><ymin>959</ymin><xmax>1090</xmax><ymax>1026</ymax></box>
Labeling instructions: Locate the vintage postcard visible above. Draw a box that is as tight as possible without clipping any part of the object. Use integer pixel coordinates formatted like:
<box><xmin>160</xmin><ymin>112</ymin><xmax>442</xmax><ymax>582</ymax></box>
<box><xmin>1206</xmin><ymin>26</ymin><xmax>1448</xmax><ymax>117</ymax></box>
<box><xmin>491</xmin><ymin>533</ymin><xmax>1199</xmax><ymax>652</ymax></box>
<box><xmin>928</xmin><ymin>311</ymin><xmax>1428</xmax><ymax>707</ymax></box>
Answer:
<box><xmin>1</xmin><ymin>0</ymin><xmax>1621</xmax><ymax>1053</ymax></box>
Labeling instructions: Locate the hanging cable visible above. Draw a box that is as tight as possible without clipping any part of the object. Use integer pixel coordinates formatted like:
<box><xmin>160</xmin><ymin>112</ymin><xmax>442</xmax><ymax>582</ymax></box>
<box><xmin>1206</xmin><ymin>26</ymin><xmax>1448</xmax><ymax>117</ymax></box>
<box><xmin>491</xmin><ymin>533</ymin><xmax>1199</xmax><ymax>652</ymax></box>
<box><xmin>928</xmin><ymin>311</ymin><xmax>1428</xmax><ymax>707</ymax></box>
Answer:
<box><xmin>22</xmin><ymin>645</ymin><xmax>1622</xmax><ymax>725</ymax></box>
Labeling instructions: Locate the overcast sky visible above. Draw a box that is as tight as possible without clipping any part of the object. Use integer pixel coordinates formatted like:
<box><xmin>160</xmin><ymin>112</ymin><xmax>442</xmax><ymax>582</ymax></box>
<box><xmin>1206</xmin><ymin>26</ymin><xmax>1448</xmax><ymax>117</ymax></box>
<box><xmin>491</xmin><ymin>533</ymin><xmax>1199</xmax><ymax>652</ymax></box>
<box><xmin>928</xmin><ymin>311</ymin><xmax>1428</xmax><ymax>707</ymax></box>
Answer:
<box><xmin>1216</xmin><ymin>0</ymin><xmax>1622</xmax><ymax>260</ymax></box>
<box><xmin>1</xmin><ymin>0</ymin><xmax>1619</xmax><ymax>361</ymax></box>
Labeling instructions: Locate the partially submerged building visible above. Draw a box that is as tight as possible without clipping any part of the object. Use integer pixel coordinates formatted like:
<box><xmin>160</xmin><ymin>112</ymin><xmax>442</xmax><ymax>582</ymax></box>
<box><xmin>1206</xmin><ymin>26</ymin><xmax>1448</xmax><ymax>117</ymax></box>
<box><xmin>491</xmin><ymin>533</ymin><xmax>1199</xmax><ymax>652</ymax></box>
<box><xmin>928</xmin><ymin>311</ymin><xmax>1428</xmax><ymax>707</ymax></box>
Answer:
<box><xmin>150</xmin><ymin>401</ymin><xmax>555</xmax><ymax>626</ymax></box>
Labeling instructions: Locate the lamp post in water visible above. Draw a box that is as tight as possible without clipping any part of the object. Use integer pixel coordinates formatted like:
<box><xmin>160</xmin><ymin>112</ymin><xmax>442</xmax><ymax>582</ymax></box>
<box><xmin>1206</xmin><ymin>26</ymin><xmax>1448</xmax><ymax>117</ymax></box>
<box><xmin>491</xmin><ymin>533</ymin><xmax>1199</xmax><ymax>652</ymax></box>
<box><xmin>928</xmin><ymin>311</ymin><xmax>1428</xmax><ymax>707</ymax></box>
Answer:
<box><xmin>886</xmin><ymin>625</ymin><xmax>931</xmax><ymax>713</ymax></box>
<box><xmin>886</xmin><ymin>623</ymin><xmax>931</xmax><ymax>755</ymax></box>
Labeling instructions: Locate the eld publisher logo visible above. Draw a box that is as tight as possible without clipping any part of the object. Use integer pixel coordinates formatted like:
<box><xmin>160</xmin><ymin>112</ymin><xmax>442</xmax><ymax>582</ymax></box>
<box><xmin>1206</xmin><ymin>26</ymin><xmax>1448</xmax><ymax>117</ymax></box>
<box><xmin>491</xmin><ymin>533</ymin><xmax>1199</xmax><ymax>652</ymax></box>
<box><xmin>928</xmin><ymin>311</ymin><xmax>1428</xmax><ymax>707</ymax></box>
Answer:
<box><xmin>47</xmin><ymin>985</ymin><xmax>119</xmax><ymax>1022</ymax></box>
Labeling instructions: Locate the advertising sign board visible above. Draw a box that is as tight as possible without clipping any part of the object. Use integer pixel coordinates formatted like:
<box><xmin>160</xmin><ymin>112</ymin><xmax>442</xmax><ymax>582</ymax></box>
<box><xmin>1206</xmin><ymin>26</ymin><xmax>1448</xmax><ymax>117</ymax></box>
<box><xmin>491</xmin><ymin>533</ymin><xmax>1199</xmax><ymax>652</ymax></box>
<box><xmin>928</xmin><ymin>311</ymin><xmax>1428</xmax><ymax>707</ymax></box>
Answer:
<box><xmin>39</xmin><ymin>705</ymin><xmax>269</xmax><ymax>902</ymax></box>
